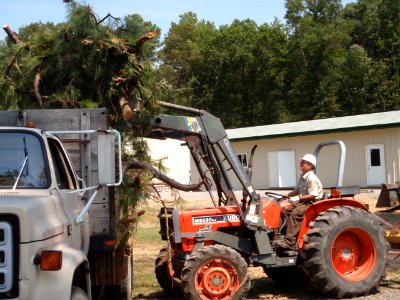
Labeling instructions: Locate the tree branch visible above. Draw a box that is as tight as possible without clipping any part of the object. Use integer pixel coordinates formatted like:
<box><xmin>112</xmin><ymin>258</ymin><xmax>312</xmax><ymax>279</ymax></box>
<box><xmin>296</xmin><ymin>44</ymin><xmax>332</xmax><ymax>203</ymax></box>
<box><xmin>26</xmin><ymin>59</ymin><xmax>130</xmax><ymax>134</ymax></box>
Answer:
<box><xmin>3</xmin><ymin>24</ymin><xmax>26</xmax><ymax>79</ymax></box>
<box><xmin>5</xmin><ymin>54</ymin><xmax>18</xmax><ymax>78</ymax></box>
<box><xmin>119</xmin><ymin>96</ymin><xmax>133</xmax><ymax>121</ymax></box>
<box><xmin>135</xmin><ymin>30</ymin><xmax>159</xmax><ymax>48</ymax></box>
<box><xmin>34</xmin><ymin>73</ymin><xmax>44</xmax><ymax>109</ymax></box>
<box><xmin>125</xmin><ymin>160</ymin><xmax>202</xmax><ymax>192</ymax></box>
<box><xmin>3</xmin><ymin>24</ymin><xmax>21</xmax><ymax>44</ymax></box>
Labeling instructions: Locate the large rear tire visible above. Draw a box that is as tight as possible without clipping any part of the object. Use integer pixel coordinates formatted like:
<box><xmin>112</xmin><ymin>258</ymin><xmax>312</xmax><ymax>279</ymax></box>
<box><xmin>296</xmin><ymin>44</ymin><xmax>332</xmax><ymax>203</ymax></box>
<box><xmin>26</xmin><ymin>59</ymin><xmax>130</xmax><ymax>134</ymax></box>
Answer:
<box><xmin>301</xmin><ymin>206</ymin><xmax>389</xmax><ymax>298</ymax></box>
<box><xmin>155</xmin><ymin>246</ymin><xmax>181</xmax><ymax>295</ymax></box>
<box><xmin>181</xmin><ymin>244</ymin><xmax>250</xmax><ymax>300</ymax></box>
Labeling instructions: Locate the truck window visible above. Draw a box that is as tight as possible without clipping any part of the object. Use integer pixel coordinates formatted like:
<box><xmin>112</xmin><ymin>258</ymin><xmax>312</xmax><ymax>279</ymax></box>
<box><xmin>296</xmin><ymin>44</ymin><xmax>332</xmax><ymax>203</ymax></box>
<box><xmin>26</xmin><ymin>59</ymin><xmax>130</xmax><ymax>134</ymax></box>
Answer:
<box><xmin>48</xmin><ymin>139</ymin><xmax>78</xmax><ymax>190</ymax></box>
<box><xmin>0</xmin><ymin>132</ymin><xmax>49</xmax><ymax>189</ymax></box>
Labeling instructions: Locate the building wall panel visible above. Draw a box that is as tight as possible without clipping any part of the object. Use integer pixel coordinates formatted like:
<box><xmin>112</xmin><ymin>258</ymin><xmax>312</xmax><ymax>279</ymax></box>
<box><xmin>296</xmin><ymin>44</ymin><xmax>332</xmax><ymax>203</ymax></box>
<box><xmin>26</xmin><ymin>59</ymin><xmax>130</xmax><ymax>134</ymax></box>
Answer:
<box><xmin>190</xmin><ymin>127</ymin><xmax>400</xmax><ymax>191</ymax></box>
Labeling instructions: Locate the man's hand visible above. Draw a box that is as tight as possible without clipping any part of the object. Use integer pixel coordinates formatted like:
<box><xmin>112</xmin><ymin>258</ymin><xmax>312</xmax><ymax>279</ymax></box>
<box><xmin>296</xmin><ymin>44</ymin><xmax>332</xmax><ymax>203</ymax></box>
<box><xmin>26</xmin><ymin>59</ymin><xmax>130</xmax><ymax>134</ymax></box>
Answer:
<box><xmin>288</xmin><ymin>195</ymin><xmax>300</xmax><ymax>204</ymax></box>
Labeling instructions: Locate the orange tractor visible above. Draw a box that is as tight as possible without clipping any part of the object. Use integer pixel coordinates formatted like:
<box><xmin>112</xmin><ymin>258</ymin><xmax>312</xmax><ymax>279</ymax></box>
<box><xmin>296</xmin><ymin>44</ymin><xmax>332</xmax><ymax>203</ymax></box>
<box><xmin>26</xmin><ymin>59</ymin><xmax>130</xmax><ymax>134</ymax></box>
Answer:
<box><xmin>132</xmin><ymin>101</ymin><xmax>389</xmax><ymax>299</ymax></box>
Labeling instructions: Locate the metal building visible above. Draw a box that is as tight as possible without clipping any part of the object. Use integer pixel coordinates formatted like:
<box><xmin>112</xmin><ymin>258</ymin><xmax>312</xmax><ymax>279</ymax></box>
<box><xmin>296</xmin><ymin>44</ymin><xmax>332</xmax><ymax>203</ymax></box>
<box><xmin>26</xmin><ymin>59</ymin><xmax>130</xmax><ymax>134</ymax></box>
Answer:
<box><xmin>191</xmin><ymin>111</ymin><xmax>400</xmax><ymax>190</ymax></box>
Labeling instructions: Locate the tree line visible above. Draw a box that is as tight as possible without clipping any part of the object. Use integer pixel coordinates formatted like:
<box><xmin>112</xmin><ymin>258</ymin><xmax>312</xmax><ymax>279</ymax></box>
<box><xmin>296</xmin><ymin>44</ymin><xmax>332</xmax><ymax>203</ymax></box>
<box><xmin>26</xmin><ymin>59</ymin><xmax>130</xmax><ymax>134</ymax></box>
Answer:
<box><xmin>159</xmin><ymin>0</ymin><xmax>400</xmax><ymax>128</ymax></box>
<box><xmin>0</xmin><ymin>0</ymin><xmax>399</xmax><ymax>129</ymax></box>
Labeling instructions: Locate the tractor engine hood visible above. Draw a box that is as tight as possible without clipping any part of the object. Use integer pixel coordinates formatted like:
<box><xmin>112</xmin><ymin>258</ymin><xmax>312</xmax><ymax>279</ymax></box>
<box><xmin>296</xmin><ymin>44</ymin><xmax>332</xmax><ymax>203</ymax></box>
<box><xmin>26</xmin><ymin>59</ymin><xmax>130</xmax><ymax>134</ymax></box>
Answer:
<box><xmin>0</xmin><ymin>190</ymin><xmax>65</xmax><ymax>243</ymax></box>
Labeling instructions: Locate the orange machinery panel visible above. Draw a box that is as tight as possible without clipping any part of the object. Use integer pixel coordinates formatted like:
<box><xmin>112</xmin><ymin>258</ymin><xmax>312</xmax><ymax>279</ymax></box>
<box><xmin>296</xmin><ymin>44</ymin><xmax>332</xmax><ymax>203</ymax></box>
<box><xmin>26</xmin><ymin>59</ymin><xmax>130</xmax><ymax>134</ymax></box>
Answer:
<box><xmin>177</xmin><ymin>205</ymin><xmax>241</xmax><ymax>252</ymax></box>
<box><xmin>176</xmin><ymin>198</ymin><xmax>282</xmax><ymax>252</ymax></box>
<box><xmin>178</xmin><ymin>205</ymin><xmax>241</xmax><ymax>233</ymax></box>
<box><xmin>260</xmin><ymin>198</ymin><xmax>282</xmax><ymax>229</ymax></box>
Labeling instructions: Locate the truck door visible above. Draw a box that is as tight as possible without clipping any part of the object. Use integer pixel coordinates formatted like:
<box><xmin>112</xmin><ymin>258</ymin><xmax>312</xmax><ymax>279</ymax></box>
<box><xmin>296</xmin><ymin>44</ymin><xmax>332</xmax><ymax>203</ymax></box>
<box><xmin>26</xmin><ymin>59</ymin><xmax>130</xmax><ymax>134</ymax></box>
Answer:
<box><xmin>48</xmin><ymin>138</ymin><xmax>90</xmax><ymax>253</ymax></box>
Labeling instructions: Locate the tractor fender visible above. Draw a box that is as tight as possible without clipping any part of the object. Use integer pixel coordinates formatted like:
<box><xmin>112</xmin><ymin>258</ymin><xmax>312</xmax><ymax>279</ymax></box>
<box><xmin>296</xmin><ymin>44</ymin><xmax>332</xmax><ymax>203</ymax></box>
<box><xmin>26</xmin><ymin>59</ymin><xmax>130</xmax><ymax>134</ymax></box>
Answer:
<box><xmin>297</xmin><ymin>199</ymin><xmax>369</xmax><ymax>249</ymax></box>
<box><xmin>19</xmin><ymin>243</ymin><xmax>90</xmax><ymax>300</ymax></box>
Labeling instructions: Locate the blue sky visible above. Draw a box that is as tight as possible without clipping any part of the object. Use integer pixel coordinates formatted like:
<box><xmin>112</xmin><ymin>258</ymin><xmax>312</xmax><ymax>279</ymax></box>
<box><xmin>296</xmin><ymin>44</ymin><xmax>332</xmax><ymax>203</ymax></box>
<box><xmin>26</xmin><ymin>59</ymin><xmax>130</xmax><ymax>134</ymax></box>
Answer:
<box><xmin>0</xmin><ymin>0</ymin><xmax>354</xmax><ymax>41</ymax></box>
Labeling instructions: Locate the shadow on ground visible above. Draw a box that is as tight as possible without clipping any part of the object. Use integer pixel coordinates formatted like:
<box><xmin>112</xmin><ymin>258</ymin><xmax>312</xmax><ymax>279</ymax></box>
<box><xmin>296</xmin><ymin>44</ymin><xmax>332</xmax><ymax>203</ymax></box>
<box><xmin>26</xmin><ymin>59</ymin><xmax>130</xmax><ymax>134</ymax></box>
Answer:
<box><xmin>132</xmin><ymin>278</ymin><xmax>322</xmax><ymax>300</ymax></box>
<box><xmin>133</xmin><ymin>276</ymin><xmax>400</xmax><ymax>300</ymax></box>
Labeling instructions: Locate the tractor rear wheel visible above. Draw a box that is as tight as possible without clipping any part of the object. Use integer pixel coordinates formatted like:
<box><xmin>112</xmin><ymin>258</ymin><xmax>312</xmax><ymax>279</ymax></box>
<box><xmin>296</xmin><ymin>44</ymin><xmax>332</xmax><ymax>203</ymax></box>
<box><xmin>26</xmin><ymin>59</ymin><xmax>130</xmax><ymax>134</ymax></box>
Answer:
<box><xmin>155</xmin><ymin>246</ymin><xmax>181</xmax><ymax>295</ymax></box>
<box><xmin>301</xmin><ymin>206</ymin><xmax>389</xmax><ymax>298</ymax></box>
<box><xmin>181</xmin><ymin>244</ymin><xmax>250</xmax><ymax>300</ymax></box>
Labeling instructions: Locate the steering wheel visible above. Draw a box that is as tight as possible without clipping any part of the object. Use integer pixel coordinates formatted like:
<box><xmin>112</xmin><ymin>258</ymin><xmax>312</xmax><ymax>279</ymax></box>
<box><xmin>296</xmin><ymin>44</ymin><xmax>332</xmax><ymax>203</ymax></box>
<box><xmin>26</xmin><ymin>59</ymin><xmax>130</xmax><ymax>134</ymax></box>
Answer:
<box><xmin>264</xmin><ymin>191</ymin><xmax>288</xmax><ymax>201</ymax></box>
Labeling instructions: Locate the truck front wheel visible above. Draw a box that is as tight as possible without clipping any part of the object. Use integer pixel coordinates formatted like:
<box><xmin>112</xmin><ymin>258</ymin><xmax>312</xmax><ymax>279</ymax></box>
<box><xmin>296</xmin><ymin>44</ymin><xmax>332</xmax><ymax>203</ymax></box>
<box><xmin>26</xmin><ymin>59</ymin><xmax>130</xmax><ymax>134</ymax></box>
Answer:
<box><xmin>301</xmin><ymin>206</ymin><xmax>389</xmax><ymax>298</ymax></box>
<box><xmin>70</xmin><ymin>286</ymin><xmax>88</xmax><ymax>300</ymax></box>
<box><xmin>181</xmin><ymin>244</ymin><xmax>250</xmax><ymax>300</ymax></box>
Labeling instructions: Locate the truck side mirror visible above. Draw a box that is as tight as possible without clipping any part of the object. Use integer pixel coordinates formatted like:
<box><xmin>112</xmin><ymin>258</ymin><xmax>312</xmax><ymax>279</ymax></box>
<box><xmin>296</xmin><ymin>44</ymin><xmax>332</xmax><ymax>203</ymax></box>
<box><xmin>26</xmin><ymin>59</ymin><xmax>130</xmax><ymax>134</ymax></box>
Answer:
<box><xmin>97</xmin><ymin>131</ymin><xmax>122</xmax><ymax>186</ymax></box>
<box><xmin>97</xmin><ymin>133</ymin><xmax>116</xmax><ymax>185</ymax></box>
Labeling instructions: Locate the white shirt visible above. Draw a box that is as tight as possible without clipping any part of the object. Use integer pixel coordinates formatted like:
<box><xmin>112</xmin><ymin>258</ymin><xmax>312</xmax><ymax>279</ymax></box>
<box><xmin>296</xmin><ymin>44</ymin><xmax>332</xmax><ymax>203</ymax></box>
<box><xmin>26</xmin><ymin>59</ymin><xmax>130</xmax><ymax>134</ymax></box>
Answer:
<box><xmin>297</xmin><ymin>171</ymin><xmax>323</xmax><ymax>200</ymax></box>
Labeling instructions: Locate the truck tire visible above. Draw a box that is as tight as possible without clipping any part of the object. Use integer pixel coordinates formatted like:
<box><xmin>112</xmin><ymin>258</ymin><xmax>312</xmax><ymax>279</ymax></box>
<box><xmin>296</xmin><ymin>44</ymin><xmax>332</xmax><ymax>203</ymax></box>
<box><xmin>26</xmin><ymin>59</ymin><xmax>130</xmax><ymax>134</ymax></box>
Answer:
<box><xmin>70</xmin><ymin>286</ymin><xmax>88</xmax><ymax>300</ymax></box>
<box><xmin>181</xmin><ymin>244</ymin><xmax>250</xmax><ymax>300</ymax></box>
<box><xmin>301</xmin><ymin>206</ymin><xmax>389</xmax><ymax>298</ymax></box>
<box><xmin>155</xmin><ymin>246</ymin><xmax>181</xmax><ymax>295</ymax></box>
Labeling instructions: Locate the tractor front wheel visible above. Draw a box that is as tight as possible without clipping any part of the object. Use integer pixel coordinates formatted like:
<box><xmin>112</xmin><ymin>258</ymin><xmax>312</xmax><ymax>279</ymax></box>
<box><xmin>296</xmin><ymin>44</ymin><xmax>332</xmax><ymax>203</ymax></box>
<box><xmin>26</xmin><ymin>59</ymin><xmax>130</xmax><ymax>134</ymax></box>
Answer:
<box><xmin>155</xmin><ymin>246</ymin><xmax>181</xmax><ymax>295</ymax></box>
<box><xmin>302</xmin><ymin>206</ymin><xmax>389</xmax><ymax>298</ymax></box>
<box><xmin>181</xmin><ymin>244</ymin><xmax>250</xmax><ymax>300</ymax></box>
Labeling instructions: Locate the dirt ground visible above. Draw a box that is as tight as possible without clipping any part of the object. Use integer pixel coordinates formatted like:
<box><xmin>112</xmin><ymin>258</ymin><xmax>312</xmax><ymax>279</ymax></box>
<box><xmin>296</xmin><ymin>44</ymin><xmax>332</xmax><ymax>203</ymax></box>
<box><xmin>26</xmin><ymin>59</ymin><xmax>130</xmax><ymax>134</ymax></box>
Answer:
<box><xmin>135</xmin><ymin>189</ymin><xmax>400</xmax><ymax>300</ymax></box>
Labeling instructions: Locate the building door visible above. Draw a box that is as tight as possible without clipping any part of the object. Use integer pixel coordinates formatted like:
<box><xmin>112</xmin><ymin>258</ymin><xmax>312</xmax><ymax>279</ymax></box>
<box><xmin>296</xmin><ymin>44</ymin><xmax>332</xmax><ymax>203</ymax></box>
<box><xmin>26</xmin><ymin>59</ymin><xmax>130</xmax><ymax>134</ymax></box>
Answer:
<box><xmin>268</xmin><ymin>151</ymin><xmax>296</xmax><ymax>188</ymax></box>
<box><xmin>365</xmin><ymin>144</ymin><xmax>385</xmax><ymax>186</ymax></box>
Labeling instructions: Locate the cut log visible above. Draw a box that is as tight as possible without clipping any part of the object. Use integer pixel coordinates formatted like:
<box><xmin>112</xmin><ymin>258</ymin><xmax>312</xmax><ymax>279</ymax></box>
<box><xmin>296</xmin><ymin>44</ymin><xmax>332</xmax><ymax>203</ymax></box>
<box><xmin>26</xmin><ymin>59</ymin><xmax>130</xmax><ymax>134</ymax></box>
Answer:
<box><xmin>119</xmin><ymin>96</ymin><xmax>133</xmax><ymax>121</ymax></box>
<box><xmin>3</xmin><ymin>24</ymin><xmax>21</xmax><ymax>44</ymax></box>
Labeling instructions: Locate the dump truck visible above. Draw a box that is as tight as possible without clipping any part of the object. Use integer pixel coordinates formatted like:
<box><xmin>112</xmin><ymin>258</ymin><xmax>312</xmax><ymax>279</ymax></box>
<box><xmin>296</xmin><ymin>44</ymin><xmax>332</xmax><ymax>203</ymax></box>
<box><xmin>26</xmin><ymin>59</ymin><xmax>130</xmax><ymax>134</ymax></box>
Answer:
<box><xmin>0</xmin><ymin>109</ymin><xmax>132</xmax><ymax>300</ymax></box>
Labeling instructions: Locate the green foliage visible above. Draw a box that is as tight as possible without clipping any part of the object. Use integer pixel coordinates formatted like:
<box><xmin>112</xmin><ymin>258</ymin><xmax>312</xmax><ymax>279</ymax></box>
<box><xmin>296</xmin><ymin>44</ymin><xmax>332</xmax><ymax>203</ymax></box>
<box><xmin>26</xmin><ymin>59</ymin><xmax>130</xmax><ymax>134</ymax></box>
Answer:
<box><xmin>0</xmin><ymin>2</ymin><xmax>161</xmax><ymax>120</ymax></box>
<box><xmin>343</xmin><ymin>0</ymin><xmax>400</xmax><ymax>111</ymax></box>
<box><xmin>159</xmin><ymin>14</ymin><xmax>289</xmax><ymax>127</ymax></box>
<box><xmin>158</xmin><ymin>0</ymin><xmax>400</xmax><ymax>126</ymax></box>
<box><xmin>285</xmin><ymin>2</ymin><xmax>352</xmax><ymax>119</ymax></box>
<box><xmin>2</xmin><ymin>0</ymin><xmax>400</xmax><ymax>127</ymax></box>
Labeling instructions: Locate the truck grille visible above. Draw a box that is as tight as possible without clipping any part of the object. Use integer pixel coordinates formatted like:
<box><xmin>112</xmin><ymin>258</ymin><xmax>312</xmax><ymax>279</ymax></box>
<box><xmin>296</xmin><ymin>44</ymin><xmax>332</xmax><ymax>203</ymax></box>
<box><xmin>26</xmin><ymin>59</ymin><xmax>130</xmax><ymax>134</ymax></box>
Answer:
<box><xmin>0</xmin><ymin>222</ymin><xmax>13</xmax><ymax>292</ymax></box>
<box><xmin>0</xmin><ymin>215</ymin><xmax>19</xmax><ymax>299</ymax></box>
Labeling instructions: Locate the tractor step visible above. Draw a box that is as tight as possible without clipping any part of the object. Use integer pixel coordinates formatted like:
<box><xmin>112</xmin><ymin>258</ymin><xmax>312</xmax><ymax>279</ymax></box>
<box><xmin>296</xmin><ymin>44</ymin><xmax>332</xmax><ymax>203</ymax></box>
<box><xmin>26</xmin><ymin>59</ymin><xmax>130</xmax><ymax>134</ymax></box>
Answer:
<box><xmin>280</xmin><ymin>250</ymin><xmax>297</xmax><ymax>257</ymax></box>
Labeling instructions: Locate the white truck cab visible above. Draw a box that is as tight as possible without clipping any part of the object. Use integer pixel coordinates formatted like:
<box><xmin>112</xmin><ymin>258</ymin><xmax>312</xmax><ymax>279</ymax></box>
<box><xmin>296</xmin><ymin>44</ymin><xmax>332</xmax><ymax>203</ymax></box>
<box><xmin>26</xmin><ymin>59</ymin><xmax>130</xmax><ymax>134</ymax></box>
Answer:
<box><xmin>0</xmin><ymin>109</ymin><xmax>129</xmax><ymax>300</ymax></box>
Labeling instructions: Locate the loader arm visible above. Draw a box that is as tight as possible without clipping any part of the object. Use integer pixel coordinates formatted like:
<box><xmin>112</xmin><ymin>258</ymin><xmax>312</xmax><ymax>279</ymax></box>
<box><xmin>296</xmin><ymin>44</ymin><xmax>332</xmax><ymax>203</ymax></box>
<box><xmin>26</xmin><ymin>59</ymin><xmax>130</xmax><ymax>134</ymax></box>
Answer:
<box><xmin>130</xmin><ymin>101</ymin><xmax>257</xmax><ymax>216</ymax></box>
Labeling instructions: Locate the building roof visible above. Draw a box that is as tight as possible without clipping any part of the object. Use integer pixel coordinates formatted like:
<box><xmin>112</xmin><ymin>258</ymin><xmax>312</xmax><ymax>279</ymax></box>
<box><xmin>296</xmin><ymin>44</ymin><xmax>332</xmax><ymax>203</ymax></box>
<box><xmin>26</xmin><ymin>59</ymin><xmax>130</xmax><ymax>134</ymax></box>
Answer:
<box><xmin>226</xmin><ymin>110</ymin><xmax>400</xmax><ymax>141</ymax></box>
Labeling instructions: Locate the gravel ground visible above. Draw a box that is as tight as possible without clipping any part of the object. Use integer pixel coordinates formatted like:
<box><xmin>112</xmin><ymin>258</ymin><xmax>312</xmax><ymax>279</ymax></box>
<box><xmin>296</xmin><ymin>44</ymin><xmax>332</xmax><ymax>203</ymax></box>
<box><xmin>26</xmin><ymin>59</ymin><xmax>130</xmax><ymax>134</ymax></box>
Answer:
<box><xmin>245</xmin><ymin>251</ymin><xmax>400</xmax><ymax>300</ymax></box>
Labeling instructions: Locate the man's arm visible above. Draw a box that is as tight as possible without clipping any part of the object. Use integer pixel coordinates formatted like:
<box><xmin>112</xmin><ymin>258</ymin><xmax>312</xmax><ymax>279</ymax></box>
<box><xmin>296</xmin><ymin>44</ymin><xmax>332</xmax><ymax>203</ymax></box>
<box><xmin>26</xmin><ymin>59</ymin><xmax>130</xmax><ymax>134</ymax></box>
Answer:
<box><xmin>287</xmin><ymin>190</ymin><xmax>299</xmax><ymax>197</ymax></box>
<box><xmin>298</xmin><ymin>193</ymin><xmax>316</xmax><ymax>202</ymax></box>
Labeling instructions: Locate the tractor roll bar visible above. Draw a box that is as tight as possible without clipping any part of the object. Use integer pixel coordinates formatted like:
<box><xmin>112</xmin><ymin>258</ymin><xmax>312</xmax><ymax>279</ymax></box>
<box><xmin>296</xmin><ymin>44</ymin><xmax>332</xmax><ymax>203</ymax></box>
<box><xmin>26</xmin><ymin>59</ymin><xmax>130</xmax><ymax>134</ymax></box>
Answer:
<box><xmin>313</xmin><ymin>140</ymin><xmax>346</xmax><ymax>187</ymax></box>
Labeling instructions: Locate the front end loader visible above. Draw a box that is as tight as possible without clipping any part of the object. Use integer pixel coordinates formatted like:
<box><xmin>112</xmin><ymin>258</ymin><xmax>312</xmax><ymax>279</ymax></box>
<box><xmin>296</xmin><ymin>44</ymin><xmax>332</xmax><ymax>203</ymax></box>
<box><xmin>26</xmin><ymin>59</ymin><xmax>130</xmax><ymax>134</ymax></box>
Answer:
<box><xmin>376</xmin><ymin>182</ymin><xmax>400</xmax><ymax>246</ymax></box>
<box><xmin>129</xmin><ymin>101</ymin><xmax>389</xmax><ymax>299</ymax></box>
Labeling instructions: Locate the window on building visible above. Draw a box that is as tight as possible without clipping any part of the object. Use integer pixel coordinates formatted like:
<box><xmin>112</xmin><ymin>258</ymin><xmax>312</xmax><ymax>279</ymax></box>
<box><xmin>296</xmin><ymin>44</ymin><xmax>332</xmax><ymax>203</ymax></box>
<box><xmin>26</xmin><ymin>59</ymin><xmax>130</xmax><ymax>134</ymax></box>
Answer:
<box><xmin>237</xmin><ymin>153</ymin><xmax>248</xmax><ymax>168</ymax></box>
<box><xmin>370</xmin><ymin>148</ymin><xmax>381</xmax><ymax>166</ymax></box>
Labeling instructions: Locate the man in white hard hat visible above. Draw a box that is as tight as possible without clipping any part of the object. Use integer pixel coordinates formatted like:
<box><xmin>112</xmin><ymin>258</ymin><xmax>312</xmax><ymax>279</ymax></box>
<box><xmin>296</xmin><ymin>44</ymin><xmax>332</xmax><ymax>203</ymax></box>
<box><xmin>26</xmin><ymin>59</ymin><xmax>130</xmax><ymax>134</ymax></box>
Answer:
<box><xmin>276</xmin><ymin>154</ymin><xmax>323</xmax><ymax>251</ymax></box>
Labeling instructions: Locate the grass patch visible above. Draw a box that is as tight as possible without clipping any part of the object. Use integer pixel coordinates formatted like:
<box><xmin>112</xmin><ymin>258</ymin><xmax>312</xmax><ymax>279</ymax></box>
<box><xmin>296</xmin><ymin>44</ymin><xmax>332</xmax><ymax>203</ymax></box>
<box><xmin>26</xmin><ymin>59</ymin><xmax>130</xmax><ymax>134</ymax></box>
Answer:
<box><xmin>132</xmin><ymin>257</ymin><xmax>164</xmax><ymax>298</ymax></box>
<box><xmin>132</xmin><ymin>204</ymin><xmax>167</xmax><ymax>299</ymax></box>
<box><xmin>134</xmin><ymin>226</ymin><xmax>162</xmax><ymax>246</ymax></box>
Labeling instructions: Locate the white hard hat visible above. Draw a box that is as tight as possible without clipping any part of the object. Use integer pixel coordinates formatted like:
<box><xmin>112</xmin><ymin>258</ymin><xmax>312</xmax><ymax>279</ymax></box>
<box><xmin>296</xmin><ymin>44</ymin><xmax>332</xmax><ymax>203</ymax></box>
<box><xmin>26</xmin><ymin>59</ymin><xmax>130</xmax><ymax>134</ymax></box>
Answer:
<box><xmin>301</xmin><ymin>154</ymin><xmax>317</xmax><ymax>167</ymax></box>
